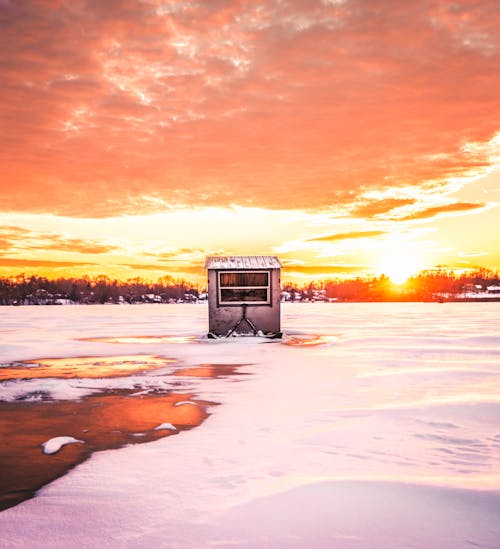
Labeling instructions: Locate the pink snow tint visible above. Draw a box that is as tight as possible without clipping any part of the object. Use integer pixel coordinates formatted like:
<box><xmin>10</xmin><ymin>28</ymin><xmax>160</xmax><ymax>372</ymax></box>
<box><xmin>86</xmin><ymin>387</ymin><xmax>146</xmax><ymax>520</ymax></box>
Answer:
<box><xmin>203</xmin><ymin>480</ymin><xmax>500</xmax><ymax>548</ymax></box>
<box><xmin>284</xmin><ymin>334</ymin><xmax>339</xmax><ymax>346</ymax></box>
<box><xmin>77</xmin><ymin>335</ymin><xmax>199</xmax><ymax>344</ymax></box>
<box><xmin>0</xmin><ymin>302</ymin><xmax>499</xmax><ymax>548</ymax></box>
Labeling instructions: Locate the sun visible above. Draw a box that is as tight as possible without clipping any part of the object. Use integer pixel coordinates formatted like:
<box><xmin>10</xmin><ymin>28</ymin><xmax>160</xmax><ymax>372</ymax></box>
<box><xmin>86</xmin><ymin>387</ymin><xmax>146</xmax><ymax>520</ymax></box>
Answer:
<box><xmin>381</xmin><ymin>259</ymin><xmax>420</xmax><ymax>284</ymax></box>
<box><xmin>375</xmin><ymin>241</ymin><xmax>423</xmax><ymax>284</ymax></box>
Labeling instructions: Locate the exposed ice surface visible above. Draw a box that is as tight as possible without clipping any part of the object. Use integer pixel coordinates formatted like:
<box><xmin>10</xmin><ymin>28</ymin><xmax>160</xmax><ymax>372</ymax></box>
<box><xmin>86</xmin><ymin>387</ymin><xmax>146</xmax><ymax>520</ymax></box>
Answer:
<box><xmin>41</xmin><ymin>436</ymin><xmax>84</xmax><ymax>455</ymax></box>
<box><xmin>1</xmin><ymin>303</ymin><xmax>500</xmax><ymax>548</ymax></box>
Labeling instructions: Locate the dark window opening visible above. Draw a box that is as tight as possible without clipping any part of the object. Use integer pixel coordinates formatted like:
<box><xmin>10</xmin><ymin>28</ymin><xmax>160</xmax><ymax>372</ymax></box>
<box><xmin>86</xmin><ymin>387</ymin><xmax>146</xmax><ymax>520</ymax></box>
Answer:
<box><xmin>220</xmin><ymin>288</ymin><xmax>268</xmax><ymax>302</ymax></box>
<box><xmin>218</xmin><ymin>270</ymin><xmax>270</xmax><ymax>305</ymax></box>
<box><xmin>219</xmin><ymin>272</ymin><xmax>269</xmax><ymax>287</ymax></box>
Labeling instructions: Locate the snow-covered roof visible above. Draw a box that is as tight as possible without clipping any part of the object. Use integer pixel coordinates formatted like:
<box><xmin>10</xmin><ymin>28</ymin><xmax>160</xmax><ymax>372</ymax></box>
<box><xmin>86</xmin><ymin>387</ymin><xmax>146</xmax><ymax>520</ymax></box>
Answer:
<box><xmin>205</xmin><ymin>256</ymin><xmax>282</xmax><ymax>270</ymax></box>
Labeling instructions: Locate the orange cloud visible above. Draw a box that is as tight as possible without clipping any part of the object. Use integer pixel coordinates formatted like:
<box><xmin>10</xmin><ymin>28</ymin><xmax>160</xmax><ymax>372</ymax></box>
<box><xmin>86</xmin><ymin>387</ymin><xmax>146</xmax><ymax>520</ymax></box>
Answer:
<box><xmin>352</xmin><ymin>199</ymin><xmax>417</xmax><ymax>218</ymax></box>
<box><xmin>399</xmin><ymin>202</ymin><xmax>485</xmax><ymax>221</ymax></box>
<box><xmin>1</xmin><ymin>1</ymin><xmax>499</xmax><ymax>216</ymax></box>
<box><xmin>308</xmin><ymin>231</ymin><xmax>386</xmax><ymax>242</ymax></box>
<box><xmin>0</xmin><ymin>227</ymin><xmax>117</xmax><ymax>254</ymax></box>
<box><xmin>27</xmin><ymin>239</ymin><xmax>118</xmax><ymax>255</ymax></box>
<box><xmin>0</xmin><ymin>258</ymin><xmax>96</xmax><ymax>268</ymax></box>
<box><xmin>120</xmin><ymin>263</ymin><xmax>205</xmax><ymax>275</ymax></box>
<box><xmin>283</xmin><ymin>264</ymin><xmax>366</xmax><ymax>276</ymax></box>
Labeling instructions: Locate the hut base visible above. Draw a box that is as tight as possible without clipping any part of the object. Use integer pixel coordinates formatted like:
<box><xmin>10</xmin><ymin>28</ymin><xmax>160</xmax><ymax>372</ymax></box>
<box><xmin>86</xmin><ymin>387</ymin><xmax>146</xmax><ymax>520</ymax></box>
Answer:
<box><xmin>207</xmin><ymin>331</ymin><xmax>282</xmax><ymax>340</ymax></box>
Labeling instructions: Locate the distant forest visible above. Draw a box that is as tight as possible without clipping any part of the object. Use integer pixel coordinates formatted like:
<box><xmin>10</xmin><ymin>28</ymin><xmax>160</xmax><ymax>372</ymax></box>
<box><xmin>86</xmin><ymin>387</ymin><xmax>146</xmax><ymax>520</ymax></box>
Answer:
<box><xmin>1</xmin><ymin>268</ymin><xmax>499</xmax><ymax>305</ymax></box>
<box><xmin>284</xmin><ymin>267</ymin><xmax>500</xmax><ymax>303</ymax></box>
<box><xmin>0</xmin><ymin>275</ymin><xmax>199</xmax><ymax>305</ymax></box>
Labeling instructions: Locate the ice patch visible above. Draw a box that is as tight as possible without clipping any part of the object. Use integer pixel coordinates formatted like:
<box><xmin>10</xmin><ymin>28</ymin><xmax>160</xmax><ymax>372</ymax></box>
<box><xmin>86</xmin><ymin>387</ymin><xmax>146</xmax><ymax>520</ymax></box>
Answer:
<box><xmin>42</xmin><ymin>436</ymin><xmax>84</xmax><ymax>455</ymax></box>
<box><xmin>0</xmin><ymin>355</ymin><xmax>175</xmax><ymax>381</ymax></box>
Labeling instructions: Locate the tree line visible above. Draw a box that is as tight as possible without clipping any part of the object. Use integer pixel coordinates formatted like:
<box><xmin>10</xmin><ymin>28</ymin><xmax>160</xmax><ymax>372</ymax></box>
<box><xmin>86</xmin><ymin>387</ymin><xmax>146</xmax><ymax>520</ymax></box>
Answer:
<box><xmin>0</xmin><ymin>268</ymin><xmax>499</xmax><ymax>305</ymax></box>
<box><xmin>0</xmin><ymin>274</ymin><xmax>200</xmax><ymax>305</ymax></box>
<box><xmin>284</xmin><ymin>267</ymin><xmax>500</xmax><ymax>302</ymax></box>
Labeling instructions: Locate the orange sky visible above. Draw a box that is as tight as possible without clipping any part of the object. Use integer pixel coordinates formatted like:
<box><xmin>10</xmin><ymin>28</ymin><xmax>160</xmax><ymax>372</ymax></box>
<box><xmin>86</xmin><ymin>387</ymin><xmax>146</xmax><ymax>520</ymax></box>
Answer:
<box><xmin>1</xmin><ymin>0</ymin><xmax>499</xmax><ymax>284</ymax></box>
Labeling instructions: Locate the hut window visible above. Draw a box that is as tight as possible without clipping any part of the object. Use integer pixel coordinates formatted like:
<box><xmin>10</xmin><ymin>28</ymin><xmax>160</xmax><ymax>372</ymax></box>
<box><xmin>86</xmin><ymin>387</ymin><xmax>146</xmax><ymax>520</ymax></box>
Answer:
<box><xmin>218</xmin><ymin>271</ymin><xmax>270</xmax><ymax>305</ymax></box>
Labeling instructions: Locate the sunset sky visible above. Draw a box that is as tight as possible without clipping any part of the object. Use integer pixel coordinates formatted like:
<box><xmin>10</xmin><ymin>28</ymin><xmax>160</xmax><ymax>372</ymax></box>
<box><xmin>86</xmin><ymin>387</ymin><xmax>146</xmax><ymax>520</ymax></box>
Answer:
<box><xmin>1</xmin><ymin>0</ymin><xmax>499</xmax><ymax>285</ymax></box>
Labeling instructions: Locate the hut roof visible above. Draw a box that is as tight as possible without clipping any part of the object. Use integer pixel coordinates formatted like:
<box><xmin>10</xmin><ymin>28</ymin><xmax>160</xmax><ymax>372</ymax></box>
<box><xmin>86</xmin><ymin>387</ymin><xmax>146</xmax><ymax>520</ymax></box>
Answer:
<box><xmin>205</xmin><ymin>256</ymin><xmax>282</xmax><ymax>270</ymax></box>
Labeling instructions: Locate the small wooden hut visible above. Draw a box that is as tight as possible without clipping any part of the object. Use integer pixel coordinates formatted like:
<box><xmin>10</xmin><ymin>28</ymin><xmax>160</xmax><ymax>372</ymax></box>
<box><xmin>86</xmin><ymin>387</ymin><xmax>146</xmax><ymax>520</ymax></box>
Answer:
<box><xmin>205</xmin><ymin>256</ymin><xmax>282</xmax><ymax>338</ymax></box>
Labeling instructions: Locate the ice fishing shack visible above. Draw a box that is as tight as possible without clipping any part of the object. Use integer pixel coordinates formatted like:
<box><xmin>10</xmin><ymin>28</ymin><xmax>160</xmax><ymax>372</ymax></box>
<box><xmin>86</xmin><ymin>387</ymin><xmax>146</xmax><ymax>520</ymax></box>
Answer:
<box><xmin>205</xmin><ymin>256</ymin><xmax>282</xmax><ymax>338</ymax></box>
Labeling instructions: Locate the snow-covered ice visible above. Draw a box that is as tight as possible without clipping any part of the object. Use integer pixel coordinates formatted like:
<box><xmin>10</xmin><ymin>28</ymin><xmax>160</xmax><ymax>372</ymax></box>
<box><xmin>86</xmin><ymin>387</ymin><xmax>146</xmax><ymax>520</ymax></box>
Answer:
<box><xmin>41</xmin><ymin>437</ymin><xmax>84</xmax><ymax>455</ymax></box>
<box><xmin>1</xmin><ymin>302</ymin><xmax>500</xmax><ymax>548</ymax></box>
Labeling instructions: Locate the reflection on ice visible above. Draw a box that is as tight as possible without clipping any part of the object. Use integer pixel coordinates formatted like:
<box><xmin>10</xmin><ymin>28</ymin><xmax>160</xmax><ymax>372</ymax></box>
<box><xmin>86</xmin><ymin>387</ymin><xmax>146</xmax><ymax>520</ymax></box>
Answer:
<box><xmin>173</xmin><ymin>364</ymin><xmax>250</xmax><ymax>378</ymax></box>
<box><xmin>283</xmin><ymin>334</ymin><xmax>339</xmax><ymax>346</ymax></box>
<box><xmin>78</xmin><ymin>335</ymin><xmax>199</xmax><ymax>344</ymax></box>
<box><xmin>0</xmin><ymin>355</ymin><xmax>175</xmax><ymax>380</ymax></box>
<box><xmin>0</xmin><ymin>390</ymin><xmax>212</xmax><ymax>511</ymax></box>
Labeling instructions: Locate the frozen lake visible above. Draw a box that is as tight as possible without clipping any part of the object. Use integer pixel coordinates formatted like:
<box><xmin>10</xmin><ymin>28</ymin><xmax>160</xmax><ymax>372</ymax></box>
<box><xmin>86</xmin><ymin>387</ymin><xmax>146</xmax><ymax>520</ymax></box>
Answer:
<box><xmin>1</xmin><ymin>303</ymin><xmax>499</xmax><ymax>548</ymax></box>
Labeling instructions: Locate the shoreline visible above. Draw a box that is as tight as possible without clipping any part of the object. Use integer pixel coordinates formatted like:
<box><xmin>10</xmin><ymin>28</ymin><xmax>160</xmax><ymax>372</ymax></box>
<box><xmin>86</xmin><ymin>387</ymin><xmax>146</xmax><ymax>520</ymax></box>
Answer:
<box><xmin>2</xmin><ymin>297</ymin><xmax>500</xmax><ymax>307</ymax></box>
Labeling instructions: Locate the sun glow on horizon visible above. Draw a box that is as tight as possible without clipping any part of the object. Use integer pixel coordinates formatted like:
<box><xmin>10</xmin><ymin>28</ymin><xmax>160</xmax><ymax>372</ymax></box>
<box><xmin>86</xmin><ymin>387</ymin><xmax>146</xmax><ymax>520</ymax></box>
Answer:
<box><xmin>375</xmin><ymin>240</ymin><xmax>425</xmax><ymax>285</ymax></box>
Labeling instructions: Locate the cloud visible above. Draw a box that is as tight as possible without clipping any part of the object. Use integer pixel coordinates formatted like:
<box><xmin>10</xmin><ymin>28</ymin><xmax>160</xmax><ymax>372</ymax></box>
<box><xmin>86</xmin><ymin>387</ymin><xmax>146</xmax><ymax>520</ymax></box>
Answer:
<box><xmin>0</xmin><ymin>227</ymin><xmax>119</xmax><ymax>254</ymax></box>
<box><xmin>352</xmin><ymin>198</ymin><xmax>417</xmax><ymax>218</ymax></box>
<box><xmin>1</xmin><ymin>1</ymin><xmax>499</xmax><ymax>216</ymax></box>
<box><xmin>0</xmin><ymin>227</ymin><xmax>118</xmax><ymax>254</ymax></box>
<box><xmin>119</xmin><ymin>263</ymin><xmax>169</xmax><ymax>271</ymax></box>
<box><xmin>119</xmin><ymin>263</ymin><xmax>205</xmax><ymax>275</ymax></box>
<box><xmin>150</xmin><ymin>248</ymin><xmax>212</xmax><ymax>261</ymax></box>
<box><xmin>308</xmin><ymin>230</ymin><xmax>386</xmax><ymax>242</ymax></box>
<box><xmin>399</xmin><ymin>202</ymin><xmax>485</xmax><ymax>221</ymax></box>
<box><xmin>457</xmin><ymin>251</ymin><xmax>489</xmax><ymax>258</ymax></box>
<box><xmin>27</xmin><ymin>238</ymin><xmax>118</xmax><ymax>254</ymax></box>
<box><xmin>283</xmin><ymin>264</ymin><xmax>366</xmax><ymax>275</ymax></box>
<box><xmin>0</xmin><ymin>258</ymin><xmax>97</xmax><ymax>268</ymax></box>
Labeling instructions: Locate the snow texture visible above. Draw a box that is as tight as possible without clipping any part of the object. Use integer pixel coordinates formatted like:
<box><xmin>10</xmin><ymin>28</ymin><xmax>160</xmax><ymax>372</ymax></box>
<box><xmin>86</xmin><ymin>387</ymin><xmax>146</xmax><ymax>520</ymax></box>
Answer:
<box><xmin>41</xmin><ymin>436</ymin><xmax>84</xmax><ymax>455</ymax></box>
<box><xmin>1</xmin><ymin>303</ymin><xmax>500</xmax><ymax>548</ymax></box>
<box><xmin>153</xmin><ymin>423</ymin><xmax>177</xmax><ymax>431</ymax></box>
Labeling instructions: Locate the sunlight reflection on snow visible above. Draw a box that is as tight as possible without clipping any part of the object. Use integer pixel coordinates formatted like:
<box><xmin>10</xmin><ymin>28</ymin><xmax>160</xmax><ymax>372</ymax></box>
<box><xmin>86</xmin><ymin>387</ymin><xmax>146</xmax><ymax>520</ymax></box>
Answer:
<box><xmin>1</xmin><ymin>303</ymin><xmax>500</xmax><ymax>548</ymax></box>
<box><xmin>78</xmin><ymin>335</ymin><xmax>199</xmax><ymax>344</ymax></box>
<box><xmin>283</xmin><ymin>334</ymin><xmax>339</xmax><ymax>346</ymax></box>
<box><xmin>0</xmin><ymin>355</ymin><xmax>175</xmax><ymax>380</ymax></box>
